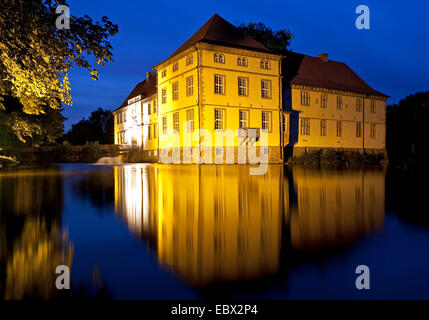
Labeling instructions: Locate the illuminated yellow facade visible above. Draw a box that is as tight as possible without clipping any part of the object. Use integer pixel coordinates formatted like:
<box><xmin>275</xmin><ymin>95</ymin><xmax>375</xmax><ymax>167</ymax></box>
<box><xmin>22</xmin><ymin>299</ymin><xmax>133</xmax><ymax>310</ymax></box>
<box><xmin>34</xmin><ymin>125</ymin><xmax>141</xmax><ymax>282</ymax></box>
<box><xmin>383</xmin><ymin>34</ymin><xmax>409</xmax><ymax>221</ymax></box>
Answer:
<box><xmin>113</xmin><ymin>16</ymin><xmax>388</xmax><ymax>163</ymax></box>
<box><xmin>113</xmin><ymin>164</ymin><xmax>385</xmax><ymax>289</ymax></box>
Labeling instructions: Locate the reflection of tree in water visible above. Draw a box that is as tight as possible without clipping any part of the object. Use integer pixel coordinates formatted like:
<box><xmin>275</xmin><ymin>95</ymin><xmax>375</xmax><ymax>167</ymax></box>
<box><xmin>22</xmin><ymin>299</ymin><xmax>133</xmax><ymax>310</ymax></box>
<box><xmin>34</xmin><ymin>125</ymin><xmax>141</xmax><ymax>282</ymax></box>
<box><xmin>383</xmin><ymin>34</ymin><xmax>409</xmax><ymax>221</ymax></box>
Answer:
<box><xmin>0</xmin><ymin>168</ymin><xmax>72</xmax><ymax>299</ymax></box>
<box><xmin>387</xmin><ymin>168</ymin><xmax>429</xmax><ymax>229</ymax></box>
<box><xmin>70</xmin><ymin>168</ymin><xmax>115</xmax><ymax>213</ymax></box>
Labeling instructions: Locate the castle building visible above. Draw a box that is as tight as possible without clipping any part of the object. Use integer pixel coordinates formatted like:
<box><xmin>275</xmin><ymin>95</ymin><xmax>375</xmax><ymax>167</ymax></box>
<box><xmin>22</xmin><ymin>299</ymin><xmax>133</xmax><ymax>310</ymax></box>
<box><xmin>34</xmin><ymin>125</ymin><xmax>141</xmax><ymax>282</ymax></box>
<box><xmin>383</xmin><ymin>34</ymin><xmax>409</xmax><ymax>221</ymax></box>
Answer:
<box><xmin>113</xmin><ymin>14</ymin><xmax>388</xmax><ymax>163</ymax></box>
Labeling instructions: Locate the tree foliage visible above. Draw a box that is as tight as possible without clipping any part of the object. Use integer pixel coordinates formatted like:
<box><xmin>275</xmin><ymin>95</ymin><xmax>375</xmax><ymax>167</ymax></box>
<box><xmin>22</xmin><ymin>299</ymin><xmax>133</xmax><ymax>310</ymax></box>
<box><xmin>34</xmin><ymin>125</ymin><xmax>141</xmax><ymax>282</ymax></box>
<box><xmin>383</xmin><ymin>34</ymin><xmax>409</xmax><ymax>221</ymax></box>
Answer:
<box><xmin>0</xmin><ymin>0</ymin><xmax>118</xmax><ymax>114</ymax></box>
<box><xmin>64</xmin><ymin>107</ymin><xmax>113</xmax><ymax>145</ymax></box>
<box><xmin>237</xmin><ymin>22</ymin><xmax>293</xmax><ymax>55</ymax></box>
<box><xmin>386</xmin><ymin>91</ymin><xmax>429</xmax><ymax>166</ymax></box>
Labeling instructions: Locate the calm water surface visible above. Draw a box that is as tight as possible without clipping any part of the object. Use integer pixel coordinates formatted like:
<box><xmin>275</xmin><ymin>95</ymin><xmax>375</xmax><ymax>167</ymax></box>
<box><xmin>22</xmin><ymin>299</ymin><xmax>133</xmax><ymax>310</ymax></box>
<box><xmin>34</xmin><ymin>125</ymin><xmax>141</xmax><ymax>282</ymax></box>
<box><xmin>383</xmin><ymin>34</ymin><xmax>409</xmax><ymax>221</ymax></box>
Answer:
<box><xmin>1</xmin><ymin>164</ymin><xmax>429</xmax><ymax>299</ymax></box>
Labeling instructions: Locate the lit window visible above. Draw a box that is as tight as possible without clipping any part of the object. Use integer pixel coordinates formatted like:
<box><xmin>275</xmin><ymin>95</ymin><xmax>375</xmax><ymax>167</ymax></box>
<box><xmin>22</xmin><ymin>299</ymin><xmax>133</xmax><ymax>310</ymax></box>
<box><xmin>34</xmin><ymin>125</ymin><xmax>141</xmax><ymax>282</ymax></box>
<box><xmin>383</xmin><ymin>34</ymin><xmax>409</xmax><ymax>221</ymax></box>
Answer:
<box><xmin>172</xmin><ymin>62</ymin><xmax>179</xmax><ymax>72</ymax></box>
<box><xmin>336</xmin><ymin>121</ymin><xmax>342</xmax><ymax>137</ymax></box>
<box><xmin>300</xmin><ymin>118</ymin><xmax>310</xmax><ymax>135</ymax></box>
<box><xmin>214</xmin><ymin>109</ymin><xmax>225</xmax><ymax>130</ymax></box>
<box><xmin>237</xmin><ymin>57</ymin><xmax>247</xmax><ymax>66</ymax></box>
<box><xmin>356</xmin><ymin>98</ymin><xmax>362</xmax><ymax>112</ymax></box>
<box><xmin>214</xmin><ymin>75</ymin><xmax>225</xmax><ymax>94</ymax></box>
<box><xmin>260</xmin><ymin>60</ymin><xmax>270</xmax><ymax>69</ymax></box>
<box><xmin>238</xmin><ymin>77</ymin><xmax>248</xmax><ymax>96</ymax></box>
<box><xmin>301</xmin><ymin>91</ymin><xmax>310</xmax><ymax>106</ymax></box>
<box><xmin>186</xmin><ymin>109</ymin><xmax>194</xmax><ymax>132</ymax></box>
<box><xmin>172</xmin><ymin>82</ymin><xmax>178</xmax><ymax>100</ymax></box>
<box><xmin>186</xmin><ymin>76</ymin><xmax>193</xmax><ymax>96</ymax></box>
<box><xmin>239</xmin><ymin>110</ymin><xmax>249</xmax><ymax>129</ymax></box>
<box><xmin>356</xmin><ymin>122</ymin><xmax>362</xmax><ymax>137</ymax></box>
<box><xmin>262</xmin><ymin>111</ymin><xmax>272</xmax><ymax>132</ymax></box>
<box><xmin>148</xmin><ymin>124</ymin><xmax>152</xmax><ymax>140</ymax></box>
<box><xmin>261</xmin><ymin>79</ymin><xmax>271</xmax><ymax>98</ymax></box>
<box><xmin>186</xmin><ymin>55</ymin><xmax>193</xmax><ymax>66</ymax></box>
<box><xmin>214</xmin><ymin>53</ymin><xmax>224</xmax><ymax>63</ymax></box>
<box><xmin>162</xmin><ymin>88</ymin><xmax>167</xmax><ymax>104</ymax></box>
<box><xmin>320</xmin><ymin>120</ymin><xmax>327</xmax><ymax>136</ymax></box>
<box><xmin>321</xmin><ymin>94</ymin><xmax>328</xmax><ymax>108</ymax></box>
<box><xmin>370</xmin><ymin>100</ymin><xmax>376</xmax><ymax>113</ymax></box>
<box><xmin>370</xmin><ymin>123</ymin><xmax>376</xmax><ymax>138</ymax></box>
<box><xmin>162</xmin><ymin>116</ymin><xmax>167</xmax><ymax>134</ymax></box>
<box><xmin>173</xmin><ymin>112</ymin><xmax>179</xmax><ymax>132</ymax></box>
<box><xmin>337</xmin><ymin>96</ymin><xmax>343</xmax><ymax>109</ymax></box>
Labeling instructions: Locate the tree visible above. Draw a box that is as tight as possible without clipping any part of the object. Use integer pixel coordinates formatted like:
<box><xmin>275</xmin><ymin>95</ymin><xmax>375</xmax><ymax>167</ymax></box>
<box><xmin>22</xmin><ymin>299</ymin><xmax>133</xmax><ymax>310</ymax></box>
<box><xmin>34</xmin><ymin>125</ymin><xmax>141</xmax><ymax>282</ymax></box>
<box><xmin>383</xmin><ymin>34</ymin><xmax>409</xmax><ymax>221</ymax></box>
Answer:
<box><xmin>386</xmin><ymin>91</ymin><xmax>429</xmax><ymax>166</ymax></box>
<box><xmin>0</xmin><ymin>0</ymin><xmax>118</xmax><ymax>114</ymax></box>
<box><xmin>64</xmin><ymin>108</ymin><xmax>113</xmax><ymax>145</ymax></box>
<box><xmin>0</xmin><ymin>95</ymin><xmax>66</xmax><ymax>148</ymax></box>
<box><xmin>237</xmin><ymin>22</ymin><xmax>293</xmax><ymax>55</ymax></box>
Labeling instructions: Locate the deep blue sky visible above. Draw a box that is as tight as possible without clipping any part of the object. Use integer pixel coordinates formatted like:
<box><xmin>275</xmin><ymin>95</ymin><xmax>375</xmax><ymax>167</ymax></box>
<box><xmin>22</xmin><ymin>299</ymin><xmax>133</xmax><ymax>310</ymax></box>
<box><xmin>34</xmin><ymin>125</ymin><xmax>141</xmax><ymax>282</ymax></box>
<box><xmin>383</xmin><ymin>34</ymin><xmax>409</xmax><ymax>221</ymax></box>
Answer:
<box><xmin>64</xmin><ymin>0</ymin><xmax>429</xmax><ymax>129</ymax></box>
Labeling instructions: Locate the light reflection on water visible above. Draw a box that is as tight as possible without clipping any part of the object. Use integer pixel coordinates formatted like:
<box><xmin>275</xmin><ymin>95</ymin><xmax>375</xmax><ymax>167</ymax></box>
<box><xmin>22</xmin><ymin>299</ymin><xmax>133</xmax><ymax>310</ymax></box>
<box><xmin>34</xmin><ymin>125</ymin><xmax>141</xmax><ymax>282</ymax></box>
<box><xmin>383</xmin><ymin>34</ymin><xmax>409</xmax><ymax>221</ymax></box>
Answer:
<box><xmin>4</xmin><ymin>164</ymin><xmax>429</xmax><ymax>299</ymax></box>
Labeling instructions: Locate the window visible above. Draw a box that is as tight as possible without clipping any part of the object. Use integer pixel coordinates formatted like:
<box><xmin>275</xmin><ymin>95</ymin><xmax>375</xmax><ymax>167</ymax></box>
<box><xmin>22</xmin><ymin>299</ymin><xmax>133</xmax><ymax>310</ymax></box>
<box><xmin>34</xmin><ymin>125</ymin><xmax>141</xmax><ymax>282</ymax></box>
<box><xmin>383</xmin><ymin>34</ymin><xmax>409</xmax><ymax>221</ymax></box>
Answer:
<box><xmin>283</xmin><ymin>114</ymin><xmax>287</xmax><ymax>133</ymax></box>
<box><xmin>161</xmin><ymin>69</ymin><xmax>166</xmax><ymax>78</ymax></box>
<box><xmin>261</xmin><ymin>79</ymin><xmax>271</xmax><ymax>98</ymax></box>
<box><xmin>186</xmin><ymin>109</ymin><xmax>194</xmax><ymax>132</ymax></box>
<box><xmin>321</xmin><ymin>94</ymin><xmax>328</xmax><ymax>108</ymax></box>
<box><xmin>186</xmin><ymin>55</ymin><xmax>193</xmax><ymax>66</ymax></box>
<box><xmin>337</xmin><ymin>96</ymin><xmax>343</xmax><ymax>109</ymax></box>
<box><xmin>320</xmin><ymin>120</ymin><xmax>327</xmax><ymax>136</ymax></box>
<box><xmin>262</xmin><ymin>111</ymin><xmax>272</xmax><ymax>132</ymax></box>
<box><xmin>148</xmin><ymin>102</ymin><xmax>151</xmax><ymax>115</ymax></box>
<box><xmin>300</xmin><ymin>118</ymin><xmax>310</xmax><ymax>135</ymax></box>
<box><xmin>214</xmin><ymin>53</ymin><xmax>224</xmax><ymax>63</ymax></box>
<box><xmin>370</xmin><ymin>123</ymin><xmax>376</xmax><ymax>138</ymax></box>
<box><xmin>370</xmin><ymin>100</ymin><xmax>376</xmax><ymax>113</ymax></box>
<box><xmin>162</xmin><ymin>116</ymin><xmax>167</xmax><ymax>134</ymax></box>
<box><xmin>186</xmin><ymin>76</ymin><xmax>193</xmax><ymax>96</ymax></box>
<box><xmin>173</xmin><ymin>112</ymin><xmax>179</xmax><ymax>133</ymax></box>
<box><xmin>238</xmin><ymin>77</ymin><xmax>248</xmax><ymax>96</ymax></box>
<box><xmin>356</xmin><ymin>122</ymin><xmax>362</xmax><ymax>137</ymax></box>
<box><xmin>172</xmin><ymin>62</ymin><xmax>179</xmax><ymax>72</ymax></box>
<box><xmin>162</xmin><ymin>88</ymin><xmax>167</xmax><ymax>104</ymax></box>
<box><xmin>301</xmin><ymin>91</ymin><xmax>310</xmax><ymax>106</ymax></box>
<box><xmin>214</xmin><ymin>75</ymin><xmax>225</xmax><ymax>94</ymax></box>
<box><xmin>336</xmin><ymin>121</ymin><xmax>342</xmax><ymax>137</ymax></box>
<box><xmin>214</xmin><ymin>109</ymin><xmax>225</xmax><ymax>130</ymax></box>
<box><xmin>153</xmin><ymin>100</ymin><xmax>157</xmax><ymax>113</ymax></box>
<box><xmin>148</xmin><ymin>124</ymin><xmax>152</xmax><ymax>140</ymax></box>
<box><xmin>172</xmin><ymin>82</ymin><xmax>178</xmax><ymax>100</ymax></box>
<box><xmin>356</xmin><ymin>98</ymin><xmax>362</xmax><ymax>112</ymax></box>
<box><xmin>153</xmin><ymin>123</ymin><xmax>158</xmax><ymax>139</ymax></box>
<box><xmin>260</xmin><ymin>60</ymin><xmax>270</xmax><ymax>69</ymax></box>
<box><xmin>239</xmin><ymin>110</ymin><xmax>249</xmax><ymax>129</ymax></box>
<box><xmin>237</xmin><ymin>57</ymin><xmax>247</xmax><ymax>66</ymax></box>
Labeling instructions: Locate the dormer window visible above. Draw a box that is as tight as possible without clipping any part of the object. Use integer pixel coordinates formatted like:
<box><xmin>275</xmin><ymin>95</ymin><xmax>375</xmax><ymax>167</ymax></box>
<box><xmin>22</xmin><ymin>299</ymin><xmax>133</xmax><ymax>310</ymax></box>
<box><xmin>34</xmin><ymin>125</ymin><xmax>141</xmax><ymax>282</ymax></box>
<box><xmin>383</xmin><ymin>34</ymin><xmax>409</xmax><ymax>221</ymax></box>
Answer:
<box><xmin>237</xmin><ymin>57</ymin><xmax>247</xmax><ymax>67</ymax></box>
<box><xmin>260</xmin><ymin>60</ymin><xmax>270</xmax><ymax>70</ymax></box>
<box><xmin>214</xmin><ymin>53</ymin><xmax>225</xmax><ymax>63</ymax></box>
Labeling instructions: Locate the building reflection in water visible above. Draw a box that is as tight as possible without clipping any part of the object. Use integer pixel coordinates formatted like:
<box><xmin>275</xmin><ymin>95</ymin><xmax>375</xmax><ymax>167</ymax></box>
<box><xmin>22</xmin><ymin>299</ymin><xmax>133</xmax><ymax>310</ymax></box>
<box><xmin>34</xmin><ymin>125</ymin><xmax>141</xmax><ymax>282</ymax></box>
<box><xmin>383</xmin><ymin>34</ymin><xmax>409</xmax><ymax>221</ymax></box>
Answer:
<box><xmin>114</xmin><ymin>165</ymin><xmax>385</xmax><ymax>289</ymax></box>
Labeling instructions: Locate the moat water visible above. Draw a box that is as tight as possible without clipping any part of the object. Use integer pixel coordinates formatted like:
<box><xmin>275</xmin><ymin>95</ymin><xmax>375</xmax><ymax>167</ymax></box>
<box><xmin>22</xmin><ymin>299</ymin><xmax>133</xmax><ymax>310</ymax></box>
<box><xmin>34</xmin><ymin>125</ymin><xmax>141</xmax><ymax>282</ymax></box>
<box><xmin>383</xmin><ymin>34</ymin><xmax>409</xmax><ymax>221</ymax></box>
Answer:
<box><xmin>1</xmin><ymin>164</ymin><xmax>429</xmax><ymax>299</ymax></box>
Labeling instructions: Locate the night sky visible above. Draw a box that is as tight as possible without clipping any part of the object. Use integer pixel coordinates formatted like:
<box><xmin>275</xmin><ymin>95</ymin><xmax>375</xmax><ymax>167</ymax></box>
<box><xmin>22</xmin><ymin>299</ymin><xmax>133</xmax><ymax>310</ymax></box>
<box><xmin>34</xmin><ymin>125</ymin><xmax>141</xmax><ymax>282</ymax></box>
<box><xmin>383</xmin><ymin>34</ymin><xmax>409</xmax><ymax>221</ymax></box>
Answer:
<box><xmin>64</xmin><ymin>0</ymin><xmax>429</xmax><ymax>129</ymax></box>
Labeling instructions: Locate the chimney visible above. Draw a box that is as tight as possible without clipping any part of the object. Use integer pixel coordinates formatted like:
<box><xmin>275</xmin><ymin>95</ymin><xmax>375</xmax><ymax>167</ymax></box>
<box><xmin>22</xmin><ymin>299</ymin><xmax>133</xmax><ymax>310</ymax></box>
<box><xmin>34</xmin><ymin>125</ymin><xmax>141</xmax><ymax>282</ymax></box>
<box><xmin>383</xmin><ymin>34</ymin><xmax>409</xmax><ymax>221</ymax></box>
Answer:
<box><xmin>146</xmin><ymin>71</ymin><xmax>156</xmax><ymax>80</ymax></box>
<box><xmin>318</xmin><ymin>53</ymin><xmax>328</xmax><ymax>62</ymax></box>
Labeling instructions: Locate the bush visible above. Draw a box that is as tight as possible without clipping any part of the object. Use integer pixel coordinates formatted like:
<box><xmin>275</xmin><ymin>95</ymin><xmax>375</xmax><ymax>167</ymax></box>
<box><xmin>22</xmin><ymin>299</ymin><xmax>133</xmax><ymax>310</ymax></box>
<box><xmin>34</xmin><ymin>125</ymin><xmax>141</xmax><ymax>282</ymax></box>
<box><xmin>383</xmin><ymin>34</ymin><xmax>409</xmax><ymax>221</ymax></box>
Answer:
<box><xmin>81</xmin><ymin>141</ymin><xmax>107</xmax><ymax>163</ymax></box>
<box><xmin>0</xmin><ymin>154</ymin><xmax>19</xmax><ymax>167</ymax></box>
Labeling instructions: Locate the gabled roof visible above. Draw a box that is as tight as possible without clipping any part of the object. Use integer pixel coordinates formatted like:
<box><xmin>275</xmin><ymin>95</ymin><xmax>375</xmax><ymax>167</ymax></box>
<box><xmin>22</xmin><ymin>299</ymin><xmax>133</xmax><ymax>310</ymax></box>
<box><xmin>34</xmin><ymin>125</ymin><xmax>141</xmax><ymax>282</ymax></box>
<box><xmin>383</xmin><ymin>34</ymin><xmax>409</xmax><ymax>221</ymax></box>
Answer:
<box><xmin>158</xmin><ymin>14</ymin><xmax>273</xmax><ymax>65</ymax></box>
<box><xmin>286</xmin><ymin>52</ymin><xmax>388</xmax><ymax>98</ymax></box>
<box><xmin>114</xmin><ymin>76</ymin><xmax>157</xmax><ymax>112</ymax></box>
